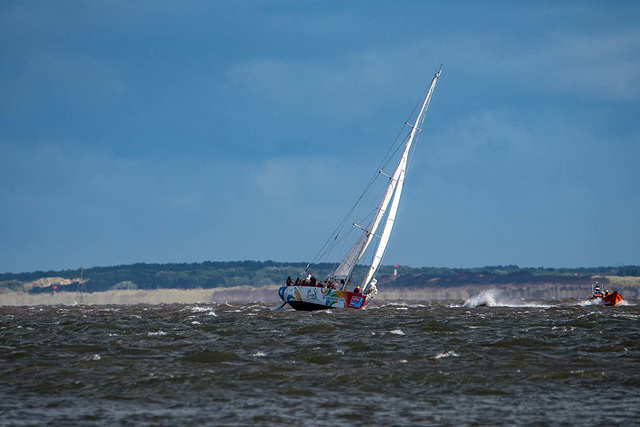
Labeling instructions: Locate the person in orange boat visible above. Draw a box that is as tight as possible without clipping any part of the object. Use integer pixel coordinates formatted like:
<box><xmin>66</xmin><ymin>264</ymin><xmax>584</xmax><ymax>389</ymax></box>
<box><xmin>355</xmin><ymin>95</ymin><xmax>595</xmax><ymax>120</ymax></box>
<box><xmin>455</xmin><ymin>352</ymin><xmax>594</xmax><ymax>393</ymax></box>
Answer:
<box><xmin>592</xmin><ymin>285</ymin><xmax>604</xmax><ymax>299</ymax></box>
<box><xmin>354</xmin><ymin>286</ymin><xmax>361</xmax><ymax>294</ymax></box>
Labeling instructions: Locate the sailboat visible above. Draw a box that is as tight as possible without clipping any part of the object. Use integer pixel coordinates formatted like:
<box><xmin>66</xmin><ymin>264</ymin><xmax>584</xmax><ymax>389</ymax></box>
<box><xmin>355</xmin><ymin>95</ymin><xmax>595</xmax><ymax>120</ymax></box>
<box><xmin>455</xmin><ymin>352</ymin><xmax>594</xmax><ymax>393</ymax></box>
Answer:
<box><xmin>278</xmin><ymin>68</ymin><xmax>442</xmax><ymax>311</ymax></box>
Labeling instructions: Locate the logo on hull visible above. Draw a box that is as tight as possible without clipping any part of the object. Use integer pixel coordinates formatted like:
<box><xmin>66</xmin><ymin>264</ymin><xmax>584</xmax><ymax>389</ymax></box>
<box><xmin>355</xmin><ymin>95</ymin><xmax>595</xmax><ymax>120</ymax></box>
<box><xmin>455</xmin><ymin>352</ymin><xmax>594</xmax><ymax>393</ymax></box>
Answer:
<box><xmin>349</xmin><ymin>296</ymin><xmax>364</xmax><ymax>308</ymax></box>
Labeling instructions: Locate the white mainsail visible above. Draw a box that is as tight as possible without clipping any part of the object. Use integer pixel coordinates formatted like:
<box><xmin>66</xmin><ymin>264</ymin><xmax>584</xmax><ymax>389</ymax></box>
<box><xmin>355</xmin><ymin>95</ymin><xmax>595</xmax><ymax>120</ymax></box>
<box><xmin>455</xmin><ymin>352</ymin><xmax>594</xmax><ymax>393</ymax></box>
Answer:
<box><xmin>327</xmin><ymin>68</ymin><xmax>441</xmax><ymax>291</ymax></box>
<box><xmin>361</xmin><ymin>68</ymin><xmax>441</xmax><ymax>290</ymax></box>
<box><xmin>361</xmin><ymin>161</ymin><xmax>406</xmax><ymax>289</ymax></box>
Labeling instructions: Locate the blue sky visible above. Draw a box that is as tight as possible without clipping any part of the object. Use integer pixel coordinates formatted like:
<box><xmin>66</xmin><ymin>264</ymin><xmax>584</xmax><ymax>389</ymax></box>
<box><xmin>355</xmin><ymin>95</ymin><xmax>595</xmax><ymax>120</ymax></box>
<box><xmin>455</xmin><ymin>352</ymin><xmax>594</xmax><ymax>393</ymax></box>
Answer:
<box><xmin>1</xmin><ymin>1</ymin><xmax>639</xmax><ymax>273</ymax></box>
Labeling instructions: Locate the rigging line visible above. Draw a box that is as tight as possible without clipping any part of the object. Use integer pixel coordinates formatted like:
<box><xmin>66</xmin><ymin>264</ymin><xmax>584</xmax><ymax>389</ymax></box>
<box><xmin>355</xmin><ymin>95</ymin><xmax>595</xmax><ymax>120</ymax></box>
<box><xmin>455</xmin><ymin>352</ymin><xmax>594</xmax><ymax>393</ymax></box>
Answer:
<box><xmin>370</xmin><ymin>112</ymin><xmax>418</xmax><ymax>179</ymax></box>
<box><xmin>311</xmin><ymin>134</ymin><xmax>408</xmax><ymax>270</ymax></box>
<box><xmin>406</xmin><ymin>84</ymin><xmax>430</xmax><ymax>124</ymax></box>
<box><xmin>368</xmin><ymin>91</ymin><xmax>425</xmax><ymax>180</ymax></box>
<box><xmin>374</xmin><ymin>80</ymin><xmax>438</xmax><ymax>275</ymax></box>
<box><xmin>329</xmin><ymin>229</ymin><xmax>356</xmax><ymax>272</ymax></box>
<box><xmin>319</xmin><ymin>159</ymin><xmax>390</xmax><ymax>246</ymax></box>
<box><xmin>326</xmin><ymin>84</ymin><xmax>427</xmax><ymax>231</ymax></box>
<box><xmin>405</xmin><ymin>132</ymin><xmax>423</xmax><ymax>181</ymax></box>
<box><xmin>306</xmin><ymin>82</ymin><xmax>432</xmax><ymax>271</ymax></box>
<box><xmin>374</xmin><ymin>154</ymin><xmax>415</xmax><ymax>275</ymax></box>
<box><xmin>308</xmin><ymin>193</ymin><xmax>369</xmax><ymax>267</ymax></box>
<box><xmin>356</xmin><ymin>94</ymin><xmax>424</xmax><ymax>201</ymax></box>
<box><xmin>358</xmin><ymin>81</ymin><xmax>434</xmax><ymax>197</ymax></box>
<box><xmin>405</xmin><ymin>113</ymin><xmax>426</xmax><ymax>179</ymax></box>
<box><xmin>308</xmin><ymin>201</ymin><xmax>365</xmax><ymax>271</ymax></box>
<box><xmin>404</xmin><ymin>74</ymin><xmax>440</xmax><ymax>182</ymax></box>
<box><xmin>374</xmin><ymin>124</ymin><xmax>411</xmax><ymax>175</ymax></box>
<box><xmin>405</xmin><ymin>87</ymin><xmax>435</xmax><ymax>180</ymax></box>
<box><xmin>350</xmin><ymin>164</ymin><xmax>394</xmax><ymax>234</ymax></box>
<box><xmin>380</xmin><ymin>131</ymin><xmax>411</xmax><ymax>172</ymax></box>
<box><xmin>307</xmin><ymin>196</ymin><xmax>364</xmax><ymax>268</ymax></box>
<box><xmin>331</xmin><ymin>118</ymin><xmax>414</xmax><ymax>239</ymax></box>
<box><xmin>374</xmin><ymin>90</ymin><xmax>428</xmax><ymax>174</ymax></box>
<box><xmin>326</xmin><ymin>229</ymin><xmax>355</xmax><ymax>274</ymax></box>
<box><xmin>310</xmin><ymin>199</ymin><xmax>379</xmax><ymax>272</ymax></box>
<box><xmin>362</xmin><ymin>85</ymin><xmax>435</xmax><ymax>282</ymax></box>
<box><xmin>314</xmin><ymin>227</ymin><xmax>354</xmax><ymax>266</ymax></box>
<box><xmin>308</xmin><ymin>158</ymin><xmax>393</xmax><ymax>269</ymax></box>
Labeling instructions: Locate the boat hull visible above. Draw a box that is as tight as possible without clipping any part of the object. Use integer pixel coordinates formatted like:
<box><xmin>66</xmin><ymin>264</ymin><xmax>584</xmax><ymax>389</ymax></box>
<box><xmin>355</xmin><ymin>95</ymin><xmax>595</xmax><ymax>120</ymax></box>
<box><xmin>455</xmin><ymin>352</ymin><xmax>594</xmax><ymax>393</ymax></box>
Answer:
<box><xmin>602</xmin><ymin>291</ymin><xmax>623</xmax><ymax>306</ymax></box>
<box><xmin>278</xmin><ymin>286</ymin><xmax>368</xmax><ymax>310</ymax></box>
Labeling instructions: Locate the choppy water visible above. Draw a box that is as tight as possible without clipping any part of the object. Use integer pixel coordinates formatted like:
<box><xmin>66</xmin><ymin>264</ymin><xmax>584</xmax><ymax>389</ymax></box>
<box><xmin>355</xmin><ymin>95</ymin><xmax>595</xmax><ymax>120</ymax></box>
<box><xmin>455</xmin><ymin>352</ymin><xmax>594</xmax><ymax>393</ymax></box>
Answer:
<box><xmin>1</xmin><ymin>296</ymin><xmax>639</xmax><ymax>425</ymax></box>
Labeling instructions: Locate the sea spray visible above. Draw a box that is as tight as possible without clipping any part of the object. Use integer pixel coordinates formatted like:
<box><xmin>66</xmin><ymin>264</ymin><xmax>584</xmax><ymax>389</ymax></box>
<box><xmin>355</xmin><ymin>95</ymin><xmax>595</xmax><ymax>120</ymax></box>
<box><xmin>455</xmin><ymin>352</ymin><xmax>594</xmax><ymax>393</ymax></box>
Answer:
<box><xmin>463</xmin><ymin>289</ymin><xmax>552</xmax><ymax>308</ymax></box>
<box><xmin>463</xmin><ymin>288</ymin><xmax>500</xmax><ymax>307</ymax></box>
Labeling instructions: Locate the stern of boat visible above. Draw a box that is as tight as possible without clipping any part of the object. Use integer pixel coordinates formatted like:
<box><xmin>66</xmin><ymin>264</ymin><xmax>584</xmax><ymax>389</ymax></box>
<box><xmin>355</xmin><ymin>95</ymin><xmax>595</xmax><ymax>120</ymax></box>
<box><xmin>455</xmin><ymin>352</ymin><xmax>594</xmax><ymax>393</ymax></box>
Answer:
<box><xmin>278</xmin><ymin>286</ymin><xmax>368</xmax><ymax>311</ymax></box>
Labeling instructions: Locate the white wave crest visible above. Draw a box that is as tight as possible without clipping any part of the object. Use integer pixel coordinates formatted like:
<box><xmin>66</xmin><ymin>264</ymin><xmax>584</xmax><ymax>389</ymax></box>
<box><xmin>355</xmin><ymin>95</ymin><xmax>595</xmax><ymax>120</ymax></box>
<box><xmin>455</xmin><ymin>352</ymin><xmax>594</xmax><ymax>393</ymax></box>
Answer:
<box><xmin>389</xmin><ymin>329</ymin><xmax>405</xmax><ymax>335</ymax></box>
<box><xmin>190</xmin><ymin>306</ymin><xmax>214</xmax><ymax>313</ymax></box>
<box><xmin>463</xmin><ymin>289</ymin><xmax>552</xmax><ymax>308</ymax></box>
<box><xmin>578</xmin><ymin>298</ymin><xmax>603</xmax><ymax>307</ymax></box>
<box><xmin>433</xmin><ymin>350</ymin><xmax>460</xmax><ymax>359</ymax></box>
<box><xmin>463</xmin><ymin>289</ymin><xmax>500</xmax><ymax>307</ymax></box>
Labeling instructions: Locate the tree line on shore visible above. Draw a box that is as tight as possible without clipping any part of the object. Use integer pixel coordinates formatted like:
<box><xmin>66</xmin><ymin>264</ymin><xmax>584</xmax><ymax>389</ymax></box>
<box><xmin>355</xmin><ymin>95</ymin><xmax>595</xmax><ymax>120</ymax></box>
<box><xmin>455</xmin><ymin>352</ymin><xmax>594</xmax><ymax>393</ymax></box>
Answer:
<box><xmin>1</xmin><ymin>260</ymin><xmax>639</xmax><ymax>294</ymax></box>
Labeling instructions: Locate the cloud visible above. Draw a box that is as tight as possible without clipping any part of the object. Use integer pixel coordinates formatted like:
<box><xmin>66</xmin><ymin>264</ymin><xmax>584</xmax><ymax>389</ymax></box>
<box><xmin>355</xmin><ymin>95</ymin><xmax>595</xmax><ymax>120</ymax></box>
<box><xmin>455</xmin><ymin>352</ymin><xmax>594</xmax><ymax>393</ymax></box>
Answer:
<box><xmin>252</xmin><ymin>157</ymin><xmax>300</xmax><ymax>203</ymax></box>
<box><xmin>546</xmin><ymin>31</ymin><xmax>640</xmax><ymax>101</ymax></box>
<box><xmin>228</xmin><ymin>57</ymin><xmax>387</xmax><ymax>121</ymax></box>
<box><xmin>2</xmin><ymin>2</ymin><xmax>639</xmax><ymax>271</ymax></box>
<box><xmin>5</xmin><ymin>51</ymin><xmax>129</xmax><ymax>113</ymax></box>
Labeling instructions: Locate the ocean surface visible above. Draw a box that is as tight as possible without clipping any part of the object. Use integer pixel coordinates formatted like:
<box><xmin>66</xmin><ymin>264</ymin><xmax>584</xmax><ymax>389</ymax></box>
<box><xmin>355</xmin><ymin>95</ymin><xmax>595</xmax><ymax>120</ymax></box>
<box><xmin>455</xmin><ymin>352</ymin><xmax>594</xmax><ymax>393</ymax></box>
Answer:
<box><xmin>1</xmin><ymin>292</ymin><xmax>639</xmax><ymax>425</ymax></box>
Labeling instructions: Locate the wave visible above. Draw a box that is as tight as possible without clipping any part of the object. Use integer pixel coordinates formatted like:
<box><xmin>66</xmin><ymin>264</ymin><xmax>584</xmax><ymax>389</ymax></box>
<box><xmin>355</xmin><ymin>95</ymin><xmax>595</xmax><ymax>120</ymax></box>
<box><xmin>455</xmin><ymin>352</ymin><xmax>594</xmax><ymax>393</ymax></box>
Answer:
<box><xmin>462</xmin><ymin>289</ymin><xmax>552</xmax><ymax>308</ymax></box>
<box><xmin>379</xmin><ymin>302</ymin><xmax>428</xmax><ymax>309</ymax></box>
<box><xmin>578</xmin><ymin>298</ymin><xmax>633</xmax><ymax>307</ymax></box>
<box><xmin>463</xmin><ymin>289</ymin><xmax>500</xmax><ymax>307</ymax></box>
<box><xmin>432</xmin><ymin>350</ymin><xmax>460</xmax><ymax>359</ymax></box>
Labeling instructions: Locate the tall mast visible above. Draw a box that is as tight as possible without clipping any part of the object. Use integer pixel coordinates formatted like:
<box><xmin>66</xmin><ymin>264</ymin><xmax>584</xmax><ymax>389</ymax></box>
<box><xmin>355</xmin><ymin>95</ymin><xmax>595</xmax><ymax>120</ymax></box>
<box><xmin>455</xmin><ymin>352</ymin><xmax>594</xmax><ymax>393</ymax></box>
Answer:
<box><xmin>361</xmin><ymin>68</ymin><xmax>442</xmax><ymax>290</ymax></box>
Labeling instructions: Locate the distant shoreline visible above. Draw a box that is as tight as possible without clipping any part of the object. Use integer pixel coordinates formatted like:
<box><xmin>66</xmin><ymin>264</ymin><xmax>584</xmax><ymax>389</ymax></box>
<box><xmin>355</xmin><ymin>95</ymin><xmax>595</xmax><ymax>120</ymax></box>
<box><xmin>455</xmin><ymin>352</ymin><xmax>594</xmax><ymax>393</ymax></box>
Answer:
<box><xmin>0</xmin><ymin>286</ymin><xmax>279</xmax><ymax>307</ymax></box>
<box><xmin>3</xmin><ymin>261</ymin><xmax>640</xmax><ymax>297</ymax></box>
<box><xmin>1</xmin><ymin>277</ymin><xmax>639</xmax><ymax>306</ymax></box>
